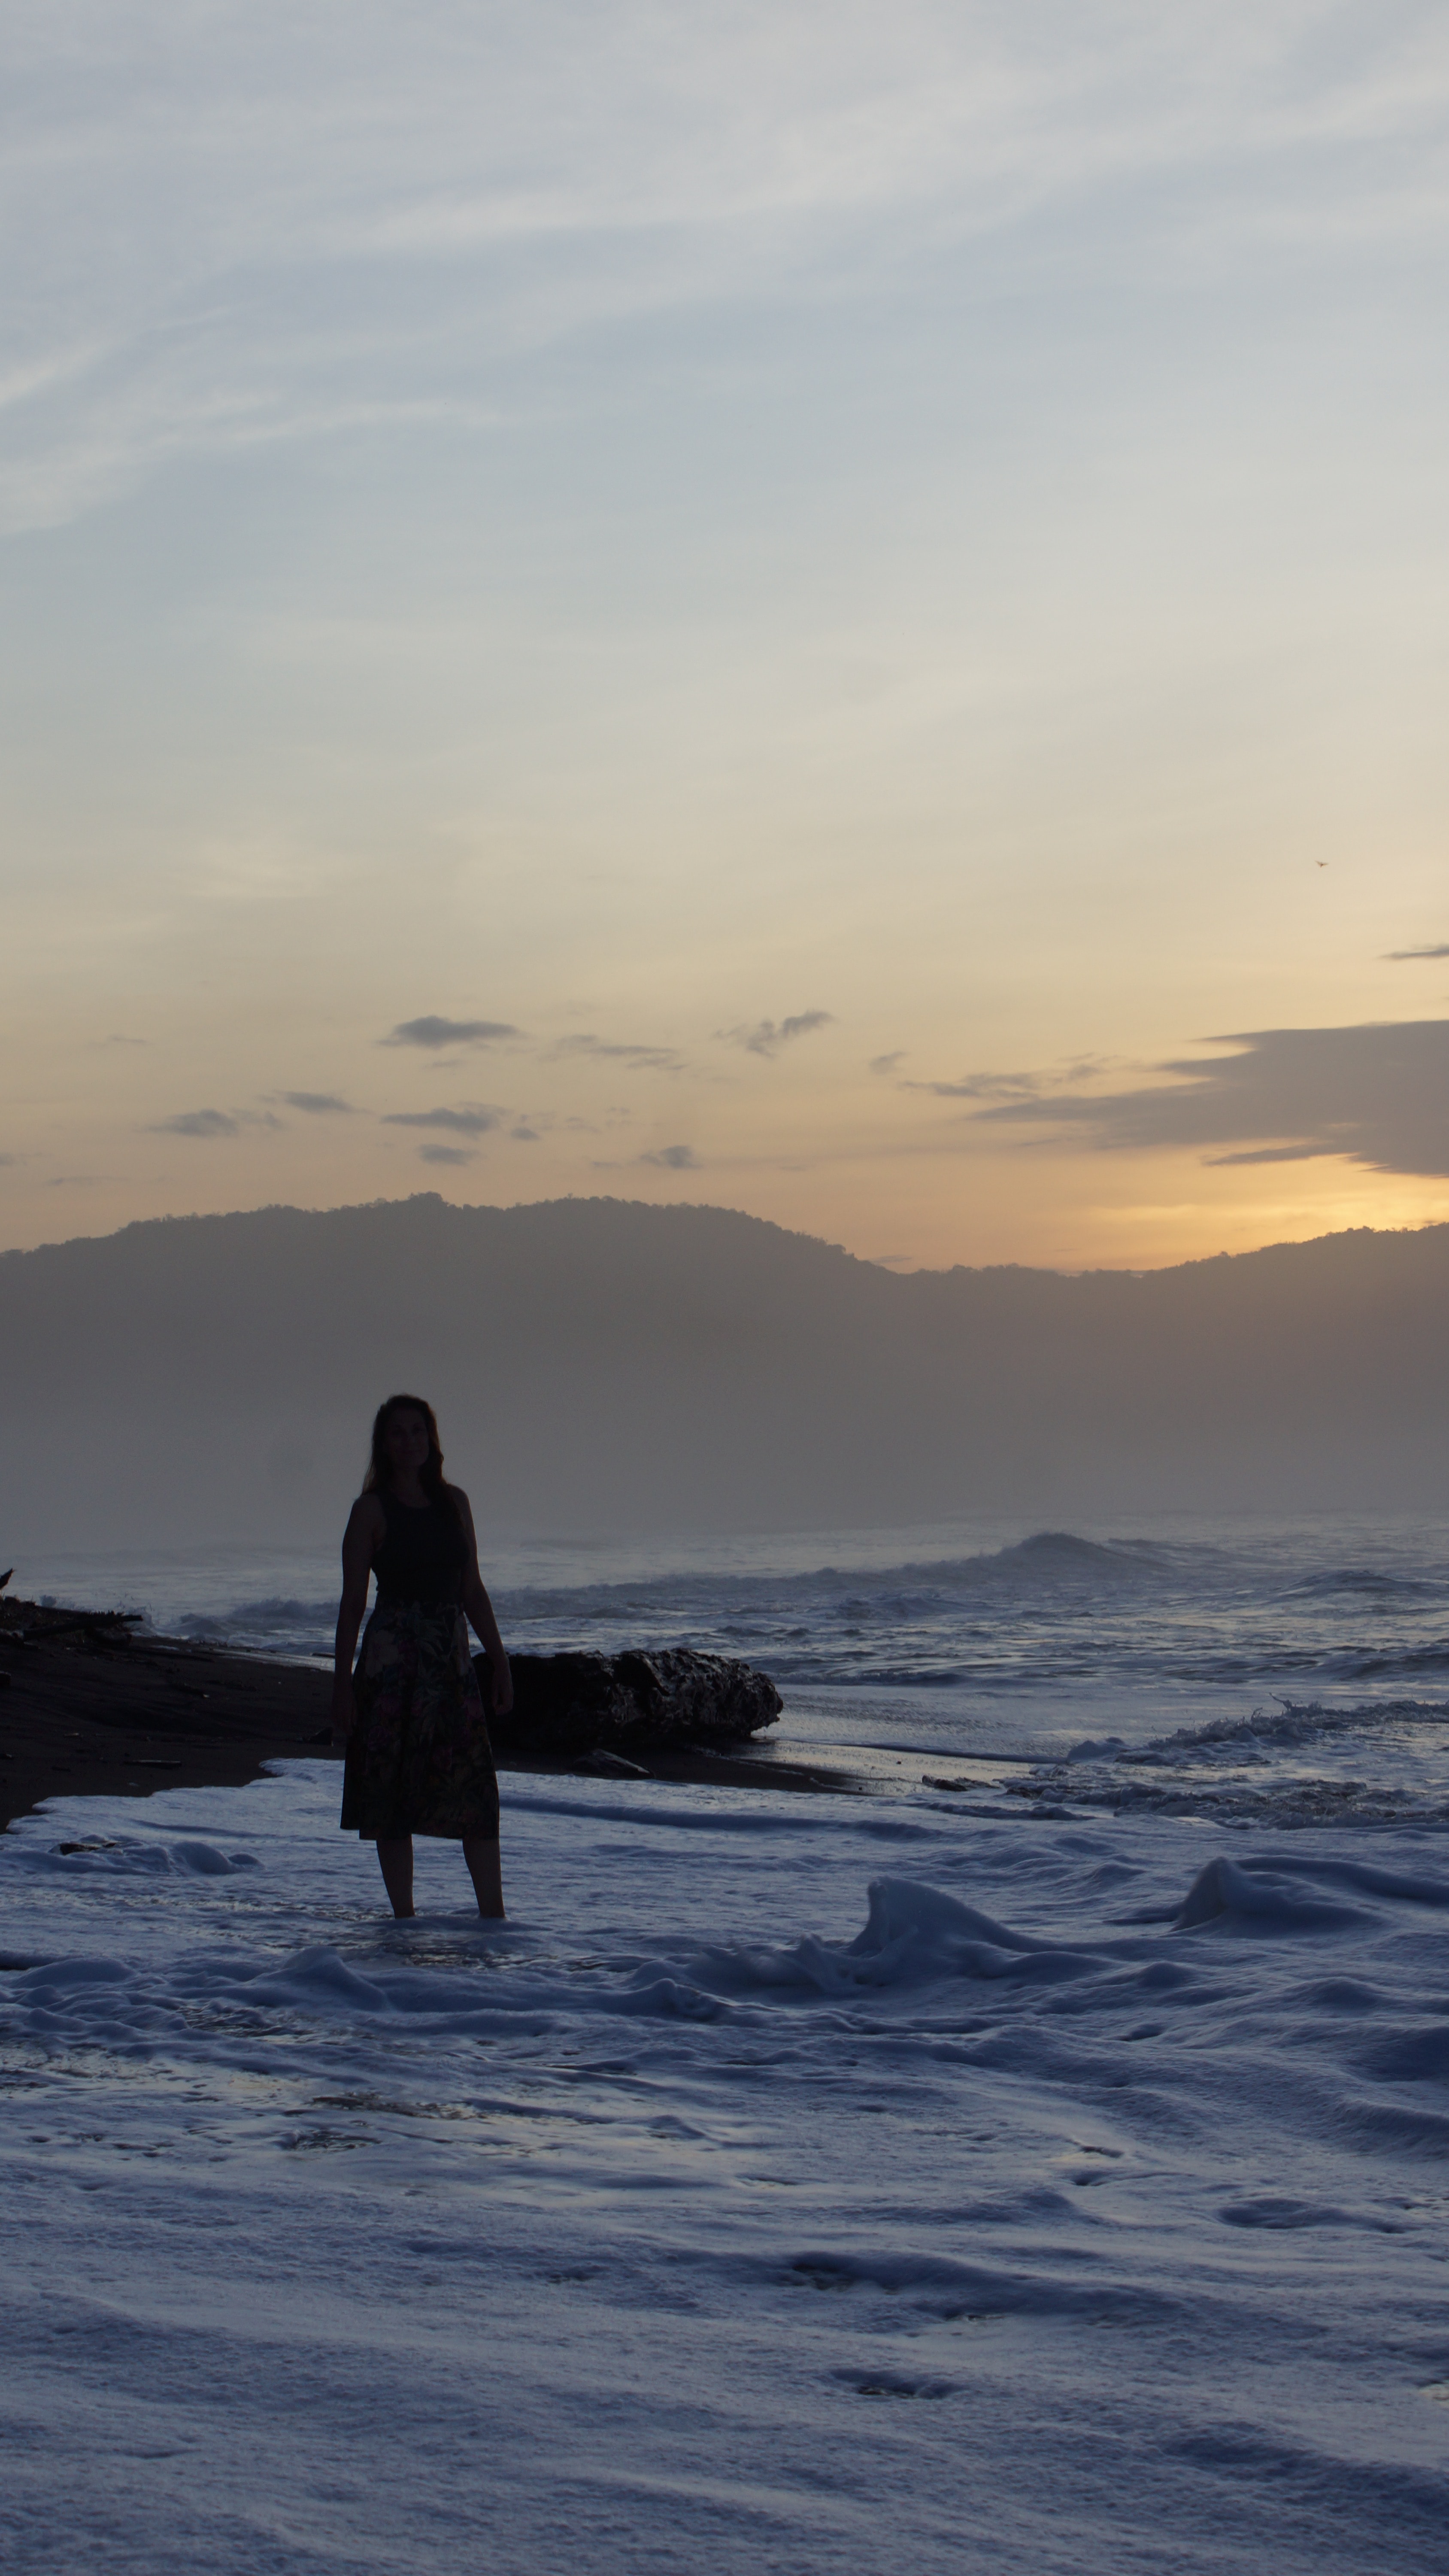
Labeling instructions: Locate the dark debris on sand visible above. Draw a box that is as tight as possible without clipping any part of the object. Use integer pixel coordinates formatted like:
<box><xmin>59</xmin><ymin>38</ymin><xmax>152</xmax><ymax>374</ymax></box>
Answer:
<box><xmin>0</xmin><ymin>1594</ymin><xmax>335</xmax><ymax>1832</ymax></box>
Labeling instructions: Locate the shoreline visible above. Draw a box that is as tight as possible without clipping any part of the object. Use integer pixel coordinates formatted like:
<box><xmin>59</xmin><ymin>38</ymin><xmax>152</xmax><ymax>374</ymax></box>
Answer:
<box><xmin>0</xmin><ymin>1608</ymin><xmax>860</xmax><ymax>1835</ymax></box>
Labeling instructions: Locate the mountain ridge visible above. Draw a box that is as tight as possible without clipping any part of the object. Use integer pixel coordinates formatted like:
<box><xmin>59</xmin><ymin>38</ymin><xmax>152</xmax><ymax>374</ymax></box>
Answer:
<box><xmin>3</xmin><ymin>1195</ymin><xmax>1446</xmax><ymax>1544</ymax></box>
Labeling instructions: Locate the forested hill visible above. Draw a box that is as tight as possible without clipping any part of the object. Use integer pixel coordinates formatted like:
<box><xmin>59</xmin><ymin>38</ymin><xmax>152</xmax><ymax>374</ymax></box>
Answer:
<box><xmin>3</xmin><ymin>1194</ymin><xmax>1447</xmax><ymax>1546</ymax></box>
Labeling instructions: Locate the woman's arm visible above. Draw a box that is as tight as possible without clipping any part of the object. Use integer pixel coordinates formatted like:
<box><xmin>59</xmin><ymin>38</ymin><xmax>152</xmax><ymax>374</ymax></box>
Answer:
<box><xmin>453</xmin><ymin>1488</ymin><xmax>513</xmax><ymax>1716</ymax></box>
<box><xmin>331</xmin><ymin>1496</ymin><xmax>382</xmax><ymax>1743</ymax></box>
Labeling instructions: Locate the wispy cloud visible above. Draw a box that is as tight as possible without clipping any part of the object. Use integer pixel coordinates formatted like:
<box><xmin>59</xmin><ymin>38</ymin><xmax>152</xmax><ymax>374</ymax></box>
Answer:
<box><xmin>9</xmin><ymin>10</ymin><xmax>1447</xmax><ymax>537</ymax></box>
<box><xmin>381</xmin><ymin>1018</ymin><xmax>521</xmax><ymax>1050</ymax></box>
<box><xmin>959</xmin><ymin>1021</ymin><xmax>1449</xmax><ymax>1179</ymax></box>
<box><xmin>1385</xmin><ymin>944</ymin><xmax>1449</xmax><ymax>961</ymax></box>
<box><xmin>279</xmin><ymin>1091</ymin><xmax>356</xmax><ymax>1114</ymax></box>
<box><xmin>417</xmin><ymin>1142</ymin><xmax>475</xmax><ymax>1166</ymax></box>
<box><xmin>905</xmin><ymin>1070</ymin><xmax>1044</xmax><ymax>1102</ymax></box>
<box><xmin>554</xmin><ymin>1035</ymin><xmax>685</xmax><ymax>1074</ymax></box>
<box><xmin>721</xmin><ymin>1012</ymin><xmax>833</xmax><ymax>1059</ymax></box>
<box><xmin>869</xmin><ymin>1051</ymin><xmax>906</xmax><ymax>1076</ymax></box>
<box><xmin>640</xmin><ymin>1143</ymin><xmax>699</xmax><ymax>1170</ymax></box>
<box><xmin>382</xmin><ymin>1104</ymin><xmax>500</xmax><ymax>1135</ymax></box>
<box><xmin>904</xmin><ymin>1054</ymin><xmax>1115</xmax><ymax>1102</ymax></box>
<box><xmin>1201</xmin><ymin>1143</ymin><xmax>1331</xmax><ymax>1167</ymax></box>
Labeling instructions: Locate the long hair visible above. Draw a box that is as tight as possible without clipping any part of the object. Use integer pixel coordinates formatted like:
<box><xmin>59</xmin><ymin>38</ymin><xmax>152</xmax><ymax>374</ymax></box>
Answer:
<box><xmin>362</xmin><ymin>1394</ymin><xmax>457</xmax><ymax>1514</ymax></box>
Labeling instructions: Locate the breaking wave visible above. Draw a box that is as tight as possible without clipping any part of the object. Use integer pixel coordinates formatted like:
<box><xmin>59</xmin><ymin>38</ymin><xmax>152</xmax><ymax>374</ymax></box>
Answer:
<box><xmin>24</xmin><ymin>1520</ymin><xmax>1449</xmax><ymax>1808</ymax></box>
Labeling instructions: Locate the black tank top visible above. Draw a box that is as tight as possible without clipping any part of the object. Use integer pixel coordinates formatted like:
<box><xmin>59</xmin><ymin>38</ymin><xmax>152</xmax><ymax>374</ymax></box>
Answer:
<box><xmin>372</xmin><ymin>1488</ymin><xmax>467</xmax><ymax>1607</ymax></box>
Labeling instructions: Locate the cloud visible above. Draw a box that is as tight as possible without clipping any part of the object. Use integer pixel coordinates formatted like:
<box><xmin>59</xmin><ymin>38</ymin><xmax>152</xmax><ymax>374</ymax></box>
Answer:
<box><xmin>279</xmin><ymin>1091</ymin><xmax>355</xmax><ymax>1114</ymax></box>
<box><xmin>906</xmin><ymin>1071</ymin><xmax>1045</xmax><ymax>1101</ymax></box>
<box><xmin>148</xmin><ymin>1109</ymin><xmax>240</xmax><ymax>1138</ymax></box>
<box><xmin>417</xmin><ymin>1143</ymin><xmax>475</xmax><ymax>1166</ymax></box>
<box><xmin>1201</xmin><ymin>1144</ymin><xmax>1331</xmax><ymax>1167</ymax></box>
<box><xmin>510</xmin><ymin>1124</ymin><xmax>540</xmax><ymax>1142</ymax></box>
<box><xmin>722</xmin><ymin>1012</ymin><xmax>833</xmax><ymax>1059</ymax></box>
<box><xmin>553</xmin><ymin>1034</ymin><xmax>685</xmax><ymax>1074</ymax></box>
<box><xmin>382</xmin><ymin>1104</ymin><xmax>500</xmax><ymax>1136</ymax></box>
<box><xmin>905</xmin><ymin>1053</ymin><xmax>1117</xmax><ymax>1102</ymax></box>
<box><xmin>869</xmin><ymin>1051</ymin><xmax>906</xmax><ymax>1076</ymax></box>
<box><xmin>1385</xmin><ymin>945</ymin><xmax>1449</xmax><ymax>961</ymax></box>
<box><xmin>962</xmin><ymin>1021</ymin><xmax>1449</xmax><ymax>1179</ymax></box>
<box><xmin>381</xmin><ymin>1017</ymin><xmax>521</xmax><ymax>1050</ymax></box>
<box><xmin>0</xmin><ymin>1153</ymin><xmax>15</xmax><ymax>1168</ymax></box>
<box><xmin>640</xmin><ymin>1144</ymin><xmax>699</xmax><ymax>1170</ymax></box>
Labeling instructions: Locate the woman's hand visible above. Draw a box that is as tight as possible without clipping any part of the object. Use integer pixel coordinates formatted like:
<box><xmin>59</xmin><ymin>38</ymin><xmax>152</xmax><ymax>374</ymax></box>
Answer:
<box><xmin>331</xmin><ymin>1673</ymin><xmax>358</xmax><ymax>1745</ymax></box>
<box><xmin>453</xmin><ymin>1491</ymin><xmax>513</xmax><ymax>1719</ymax></box>
<box><xmin>333</xmin><ymin>1497</ymin><xmax>378</xmax><ymax>1746</ymax></box>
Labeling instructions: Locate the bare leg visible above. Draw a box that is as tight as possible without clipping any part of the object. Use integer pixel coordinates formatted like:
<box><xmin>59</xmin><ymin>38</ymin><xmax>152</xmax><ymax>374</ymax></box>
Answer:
<box><xmin>376</xmin><ymin>1837</ymin><xmax>415</xmax><ymax>1918</ymax></box>
<box><xmin>463</xmin><ymin>1836</ymin><xmax>505</xmax><ymax>1919</ymax></box>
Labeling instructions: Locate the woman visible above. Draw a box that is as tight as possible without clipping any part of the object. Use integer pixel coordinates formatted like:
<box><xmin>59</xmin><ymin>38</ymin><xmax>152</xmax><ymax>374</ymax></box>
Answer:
<box><xmin>333</xmin><ymin>1394</ymin><xmax>512</xmax><ymax>1920</ymax></box>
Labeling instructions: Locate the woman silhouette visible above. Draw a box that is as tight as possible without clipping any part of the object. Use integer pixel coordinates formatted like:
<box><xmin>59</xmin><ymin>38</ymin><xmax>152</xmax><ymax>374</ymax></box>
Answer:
<box><xmin>332</xmin><ymin>1394</ymin><xmax>512</xmax><ymax>1919</ymax></box>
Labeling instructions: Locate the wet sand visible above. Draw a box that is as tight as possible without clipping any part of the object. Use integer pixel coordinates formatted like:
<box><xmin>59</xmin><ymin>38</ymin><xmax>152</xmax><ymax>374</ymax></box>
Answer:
<box><xmin>0</xmin><ymin>1600</ymin><xmax>854</xmax><ymax>1834</ymax></box>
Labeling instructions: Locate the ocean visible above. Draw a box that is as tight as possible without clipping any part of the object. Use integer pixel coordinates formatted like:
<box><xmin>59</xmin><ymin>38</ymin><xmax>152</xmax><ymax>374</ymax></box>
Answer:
<box><xmin>16</xmin><ymin>1510</ymin><xmax>1449</xmax><ymax>1816</ymax></box>
<box><xmin>6</xmin><ymin>1512</ymin><xmax>1449</xmax><ymax>2569</ymax></box>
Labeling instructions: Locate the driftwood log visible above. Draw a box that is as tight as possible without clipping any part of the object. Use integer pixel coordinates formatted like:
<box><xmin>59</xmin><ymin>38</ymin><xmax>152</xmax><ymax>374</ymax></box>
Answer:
<box><xmin>479</xmin><ymin>1647</ymin><xmax>782</xmax><ymax>1762</ymax></box>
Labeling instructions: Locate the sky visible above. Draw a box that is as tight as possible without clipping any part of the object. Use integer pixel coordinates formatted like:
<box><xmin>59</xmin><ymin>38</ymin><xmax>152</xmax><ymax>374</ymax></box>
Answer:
<box><xmin>3</xmin><ymin>1</ymin><xmax>1447</xmax><ymax>1274</ymax></box>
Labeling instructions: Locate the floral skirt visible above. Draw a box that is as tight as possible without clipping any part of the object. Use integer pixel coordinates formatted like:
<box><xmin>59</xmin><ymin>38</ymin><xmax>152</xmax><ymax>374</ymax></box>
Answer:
<box><xmin>340</xmin><ymin>1599</ymin><xmax>500</xmax><ymax>1842</ymax></box>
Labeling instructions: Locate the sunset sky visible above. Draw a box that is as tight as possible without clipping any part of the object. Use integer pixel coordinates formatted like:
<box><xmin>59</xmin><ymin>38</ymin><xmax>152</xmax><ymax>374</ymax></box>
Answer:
<box><xmin>3</xmin><ymin>2</ymin><xmax>1446</xmax><ymax>1271</ymax></box>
